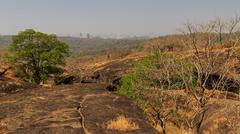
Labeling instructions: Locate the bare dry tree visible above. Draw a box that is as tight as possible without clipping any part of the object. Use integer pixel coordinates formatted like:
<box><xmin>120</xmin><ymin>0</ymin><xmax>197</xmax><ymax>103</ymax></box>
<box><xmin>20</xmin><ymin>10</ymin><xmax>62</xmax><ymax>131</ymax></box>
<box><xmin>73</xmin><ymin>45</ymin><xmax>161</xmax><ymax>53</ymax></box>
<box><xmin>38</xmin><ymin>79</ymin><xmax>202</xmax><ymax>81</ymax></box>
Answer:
<box><xmin>125</xmin><ymin>16</ymin><xmax>240</xmax><ymax>134</ymax></box>
<box><xmin>134</xmin><ymin>52</ymin><xmax>196</xmax><ymax>134</ymax></box>
<box><xmin>180</xmin><ymin>16</ymin><xmax>240</xmax><ymax>133</ymax></box>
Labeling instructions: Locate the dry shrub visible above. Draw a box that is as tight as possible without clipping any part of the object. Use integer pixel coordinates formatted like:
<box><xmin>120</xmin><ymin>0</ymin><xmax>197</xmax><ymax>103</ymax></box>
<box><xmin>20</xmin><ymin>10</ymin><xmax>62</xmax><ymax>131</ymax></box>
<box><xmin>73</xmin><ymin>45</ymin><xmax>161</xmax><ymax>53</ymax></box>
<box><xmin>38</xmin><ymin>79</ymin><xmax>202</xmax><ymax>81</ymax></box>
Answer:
<box><xmin>106</xmin><ymin>115</ymin><xmax>139</xmax><ymax>131</ymax></box>
<box><xmin>144</xmin><ymin>35</ymin><xmax>186</xmax><ymax>52</ymax></box>
<box><xmin>106</xmin><ymin>48</ymin><xmax>130</xmax><ymax>60</ymax></box>
<box><xmin>223</xmin><ymin>104</ymin><xmax>240</xmax><ymax>134</ymax></box>
<box><xmin>0</xmin><ymin>121</ymin><xmax>7</xmax><ymax>134</ymax></box>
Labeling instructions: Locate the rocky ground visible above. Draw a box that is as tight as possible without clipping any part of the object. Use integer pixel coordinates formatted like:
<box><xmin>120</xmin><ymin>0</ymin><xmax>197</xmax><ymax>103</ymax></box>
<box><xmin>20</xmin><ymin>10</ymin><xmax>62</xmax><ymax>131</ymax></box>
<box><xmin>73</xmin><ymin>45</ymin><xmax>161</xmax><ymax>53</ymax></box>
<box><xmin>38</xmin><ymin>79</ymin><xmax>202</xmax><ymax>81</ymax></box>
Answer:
<box><xmin>0</xmin><ymin>53</ymin><xmax>159</xmax><ymax>134</ymax></box>
<box><xmin>0</xmin><ymin>83</ymin><xmax>158</xmax><ymax>134</ymax></box>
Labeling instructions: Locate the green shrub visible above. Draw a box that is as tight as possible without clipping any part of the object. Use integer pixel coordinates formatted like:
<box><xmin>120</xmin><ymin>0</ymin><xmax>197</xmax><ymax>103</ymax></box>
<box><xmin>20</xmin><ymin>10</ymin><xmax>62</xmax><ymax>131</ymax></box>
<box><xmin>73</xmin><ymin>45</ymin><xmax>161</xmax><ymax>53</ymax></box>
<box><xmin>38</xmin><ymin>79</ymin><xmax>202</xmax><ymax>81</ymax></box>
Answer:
<box><xmin>117</xmin><ymin>52</ymin><xmax>197</xmax><ymax>98</ymax></box>
<box><xmin>117</xmin><ymin>74</ymin><xmax>135</xmax><ymax>99</ymax></box>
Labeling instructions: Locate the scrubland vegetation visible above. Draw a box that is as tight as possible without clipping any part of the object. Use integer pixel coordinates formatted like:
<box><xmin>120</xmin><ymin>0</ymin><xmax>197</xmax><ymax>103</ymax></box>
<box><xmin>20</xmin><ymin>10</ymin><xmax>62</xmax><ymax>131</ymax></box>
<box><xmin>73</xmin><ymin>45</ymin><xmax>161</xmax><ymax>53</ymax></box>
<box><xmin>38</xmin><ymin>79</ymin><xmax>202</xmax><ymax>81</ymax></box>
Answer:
<box><xmin>118</xmin><ymin>16</ymin><xmax>240</xmax><ymax>133</ymax></box>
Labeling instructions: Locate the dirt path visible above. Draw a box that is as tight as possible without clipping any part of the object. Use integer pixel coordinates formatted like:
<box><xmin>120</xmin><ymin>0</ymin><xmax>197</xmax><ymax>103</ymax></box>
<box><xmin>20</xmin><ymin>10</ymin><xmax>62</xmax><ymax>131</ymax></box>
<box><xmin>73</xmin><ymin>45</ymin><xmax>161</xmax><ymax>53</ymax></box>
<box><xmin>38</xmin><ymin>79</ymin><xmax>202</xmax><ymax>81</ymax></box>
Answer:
<box><xmin>0</xmin><ymin>83</ymin><xmax>158</xmax><ymax>134</ymax></box>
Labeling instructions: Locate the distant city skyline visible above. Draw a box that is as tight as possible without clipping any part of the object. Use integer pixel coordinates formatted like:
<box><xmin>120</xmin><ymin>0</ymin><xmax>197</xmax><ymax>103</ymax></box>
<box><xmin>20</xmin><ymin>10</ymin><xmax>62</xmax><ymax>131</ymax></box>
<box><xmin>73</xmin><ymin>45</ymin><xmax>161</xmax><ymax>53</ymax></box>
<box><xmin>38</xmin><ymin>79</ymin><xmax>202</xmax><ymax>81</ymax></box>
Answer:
<box><xmin>0</xmin><ymin>0</ymin><xmax>240</xmax><ymax>37</ymax></box>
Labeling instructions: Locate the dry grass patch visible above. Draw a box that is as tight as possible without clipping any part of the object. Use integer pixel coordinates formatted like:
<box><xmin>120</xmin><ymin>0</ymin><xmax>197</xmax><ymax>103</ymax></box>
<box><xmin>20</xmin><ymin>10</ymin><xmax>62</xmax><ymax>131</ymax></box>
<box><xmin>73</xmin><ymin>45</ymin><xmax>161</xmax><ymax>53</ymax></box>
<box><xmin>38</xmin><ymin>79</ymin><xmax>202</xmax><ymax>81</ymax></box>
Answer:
<box><xmin>106</xmin><ymin>115</ymin><xmax>139</xmax><ymax>131</ymax></box>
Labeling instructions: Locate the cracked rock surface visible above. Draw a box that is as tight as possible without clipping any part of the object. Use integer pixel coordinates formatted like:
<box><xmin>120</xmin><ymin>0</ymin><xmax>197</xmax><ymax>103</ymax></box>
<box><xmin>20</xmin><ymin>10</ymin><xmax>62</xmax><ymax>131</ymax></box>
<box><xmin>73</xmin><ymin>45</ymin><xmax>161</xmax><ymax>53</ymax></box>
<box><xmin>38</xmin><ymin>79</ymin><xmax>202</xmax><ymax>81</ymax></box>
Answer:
<box><xmin>0</xmin><ymin>83</ymin><xmax>158</xmax><ymax>134</ymax></box>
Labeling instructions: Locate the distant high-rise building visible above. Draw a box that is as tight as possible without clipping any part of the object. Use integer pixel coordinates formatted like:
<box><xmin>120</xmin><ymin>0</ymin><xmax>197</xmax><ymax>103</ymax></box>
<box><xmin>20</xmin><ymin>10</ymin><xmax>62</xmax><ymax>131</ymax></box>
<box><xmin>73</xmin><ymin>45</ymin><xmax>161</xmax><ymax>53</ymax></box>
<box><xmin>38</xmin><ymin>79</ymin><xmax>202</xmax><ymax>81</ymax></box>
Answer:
<box><xmin>87</xmin><ymin>33</ymin><xmax>91</xmax><ymax>39</ymax></box>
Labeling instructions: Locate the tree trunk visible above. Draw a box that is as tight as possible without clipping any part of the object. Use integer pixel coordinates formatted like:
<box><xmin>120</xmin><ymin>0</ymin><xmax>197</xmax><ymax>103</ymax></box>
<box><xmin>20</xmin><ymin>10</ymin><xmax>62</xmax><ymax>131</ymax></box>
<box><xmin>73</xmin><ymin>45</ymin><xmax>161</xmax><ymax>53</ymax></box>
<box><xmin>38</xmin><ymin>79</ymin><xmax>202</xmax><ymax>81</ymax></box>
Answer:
<box><xmin>160</xmin><ymin>119</ymin><xmax>166</xmax><ymax>134</ymax></box>
<box><xmin>195</xmin><ymin>87</ymin><xmax>207</xmax><ymax>134</ymax></box>
<box><xmin>31</xmin><ymin>54</ymin><xmax>41</xmax><ymax>84</ymax></box>
<box><xmin>157</xmin><ymin>113</ymin><xmax>166</xmax><ymax>134</ymax></box>
<box><xmin>34</xmin><ymin>68</ymin><xmax>41</xmax><ymax>84</ymax></box>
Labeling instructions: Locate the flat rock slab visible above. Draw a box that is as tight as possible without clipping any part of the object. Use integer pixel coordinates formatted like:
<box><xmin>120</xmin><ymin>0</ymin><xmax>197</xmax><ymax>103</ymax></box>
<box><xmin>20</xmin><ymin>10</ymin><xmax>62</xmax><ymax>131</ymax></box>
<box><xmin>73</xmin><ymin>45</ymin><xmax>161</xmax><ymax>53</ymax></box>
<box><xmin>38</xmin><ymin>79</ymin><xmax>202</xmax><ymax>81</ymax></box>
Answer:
<box><xmin>0</xmin><ymin>83</ymin><xmax>158</xmax><ymax>134</ymax></box>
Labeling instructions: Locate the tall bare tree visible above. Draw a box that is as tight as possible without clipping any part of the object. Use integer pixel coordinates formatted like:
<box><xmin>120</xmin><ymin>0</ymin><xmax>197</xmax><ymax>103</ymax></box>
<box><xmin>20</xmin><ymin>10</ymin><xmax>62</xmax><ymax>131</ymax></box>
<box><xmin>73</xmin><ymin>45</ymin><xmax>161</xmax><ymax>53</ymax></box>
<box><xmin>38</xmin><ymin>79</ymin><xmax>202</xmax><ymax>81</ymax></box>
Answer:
<box><xmin>180</xmin><ymin>16</ymin><xmax>240</xmax><ymax>133</ymax></box>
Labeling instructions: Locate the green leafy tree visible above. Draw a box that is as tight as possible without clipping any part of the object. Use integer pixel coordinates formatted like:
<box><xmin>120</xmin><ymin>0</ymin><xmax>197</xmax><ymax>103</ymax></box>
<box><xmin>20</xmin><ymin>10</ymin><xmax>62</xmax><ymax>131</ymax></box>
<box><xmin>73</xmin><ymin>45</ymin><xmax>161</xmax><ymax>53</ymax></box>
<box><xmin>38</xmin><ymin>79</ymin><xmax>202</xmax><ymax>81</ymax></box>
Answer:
<box><xmin>5</xmin><ymin>29</ymin><xmax>69</xmax><ymax>84</ymax></box>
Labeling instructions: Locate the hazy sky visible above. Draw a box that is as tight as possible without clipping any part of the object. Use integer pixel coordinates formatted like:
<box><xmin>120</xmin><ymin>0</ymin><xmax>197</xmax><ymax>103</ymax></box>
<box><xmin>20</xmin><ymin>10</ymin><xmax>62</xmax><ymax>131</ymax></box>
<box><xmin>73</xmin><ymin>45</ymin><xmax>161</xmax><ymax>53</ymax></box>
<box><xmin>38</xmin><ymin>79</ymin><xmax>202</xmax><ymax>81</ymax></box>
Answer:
<box><xmin>0</xmin><ymin>0</ymin><xmax>240</xmax><ymax>37</ymax></box>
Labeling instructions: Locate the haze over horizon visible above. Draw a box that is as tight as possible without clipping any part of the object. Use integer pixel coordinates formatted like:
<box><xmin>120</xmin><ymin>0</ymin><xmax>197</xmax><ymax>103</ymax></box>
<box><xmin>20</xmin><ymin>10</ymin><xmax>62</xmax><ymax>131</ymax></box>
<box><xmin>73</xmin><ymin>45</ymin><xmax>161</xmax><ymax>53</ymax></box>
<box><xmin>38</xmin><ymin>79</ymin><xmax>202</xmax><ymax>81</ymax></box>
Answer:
<box><xmin>0</xmin><ymin>0</ymin><xmax>240</xmax><ymax>37</ymax></box>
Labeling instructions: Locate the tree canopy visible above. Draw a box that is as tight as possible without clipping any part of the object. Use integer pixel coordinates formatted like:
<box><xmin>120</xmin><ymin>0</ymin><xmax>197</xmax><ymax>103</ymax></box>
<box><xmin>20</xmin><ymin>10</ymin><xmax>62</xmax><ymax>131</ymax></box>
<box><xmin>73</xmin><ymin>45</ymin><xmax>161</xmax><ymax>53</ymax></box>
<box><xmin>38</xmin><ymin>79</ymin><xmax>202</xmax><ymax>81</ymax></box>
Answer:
<box><xmin>6</xmin><ymin>29</ymin><xmax>69</xmax><ymax>84</ymax></box>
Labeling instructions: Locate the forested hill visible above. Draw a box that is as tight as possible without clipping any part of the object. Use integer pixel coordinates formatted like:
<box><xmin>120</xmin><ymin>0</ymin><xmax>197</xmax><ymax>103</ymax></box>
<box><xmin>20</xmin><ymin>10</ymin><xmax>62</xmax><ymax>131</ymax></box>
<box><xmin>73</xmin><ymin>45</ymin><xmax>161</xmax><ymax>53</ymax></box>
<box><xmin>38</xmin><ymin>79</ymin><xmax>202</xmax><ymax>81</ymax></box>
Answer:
<box><xmin>0</xmin><ymin>35</ymin><xmax>146</xmax><ymax>56</ymax></box>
